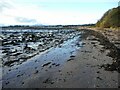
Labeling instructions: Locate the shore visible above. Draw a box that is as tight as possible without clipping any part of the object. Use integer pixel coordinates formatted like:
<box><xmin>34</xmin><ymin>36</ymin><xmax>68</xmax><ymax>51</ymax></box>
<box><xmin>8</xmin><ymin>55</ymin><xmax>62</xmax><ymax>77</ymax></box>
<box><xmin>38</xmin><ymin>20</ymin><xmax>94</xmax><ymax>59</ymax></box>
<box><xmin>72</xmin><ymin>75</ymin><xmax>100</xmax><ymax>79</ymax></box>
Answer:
<box><xmin>82</xmin><ymin>27</ymin><xmax>120</xmax><ymax>72</ymax></box>
<box><xmin>86</xmin><ymin>27</ymin><xmax>120</xmax><ymax>48</ymax></box>
<box><xmin>2</xmin><ymin>29</ymin><xmax>119</xmax><ymax>88</ymax></box>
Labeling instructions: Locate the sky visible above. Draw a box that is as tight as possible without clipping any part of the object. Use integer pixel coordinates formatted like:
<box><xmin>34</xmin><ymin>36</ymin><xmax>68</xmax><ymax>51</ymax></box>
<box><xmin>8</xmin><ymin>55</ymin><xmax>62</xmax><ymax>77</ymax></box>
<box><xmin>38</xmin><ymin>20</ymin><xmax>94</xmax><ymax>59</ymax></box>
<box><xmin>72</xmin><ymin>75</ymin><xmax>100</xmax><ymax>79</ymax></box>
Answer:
<box><xmin>0</xmin><ymin>0</ymin><xmax>119</xmax><ymax>26</ymax></box>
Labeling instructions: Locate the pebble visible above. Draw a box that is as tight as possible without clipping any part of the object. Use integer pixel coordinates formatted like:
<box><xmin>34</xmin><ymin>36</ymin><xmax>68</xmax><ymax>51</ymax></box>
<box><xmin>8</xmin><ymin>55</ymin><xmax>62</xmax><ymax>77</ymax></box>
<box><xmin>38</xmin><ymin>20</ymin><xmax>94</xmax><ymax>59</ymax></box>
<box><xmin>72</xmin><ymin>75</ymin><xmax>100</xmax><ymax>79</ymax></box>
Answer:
<box><xmin>34</xmin><ymin>70</ymin><xmax>39</xmax><ymax>74</ymax></box>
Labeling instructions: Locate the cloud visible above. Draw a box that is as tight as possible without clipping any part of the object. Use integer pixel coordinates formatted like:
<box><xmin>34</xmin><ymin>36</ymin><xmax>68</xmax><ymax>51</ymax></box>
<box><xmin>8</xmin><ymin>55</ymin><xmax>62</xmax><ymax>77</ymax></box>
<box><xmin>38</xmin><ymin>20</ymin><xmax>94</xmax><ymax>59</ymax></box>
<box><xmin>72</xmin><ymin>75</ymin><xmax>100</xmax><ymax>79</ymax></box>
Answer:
<box><xmin>0</xmin><ymin>0</ymin><xmax>41</xmax><ymax>25</ymax></box>
<box><xmin>0</xmin><ymin>1</ymin><xmax>9</xmax><ymax>12</ymax></box>
<box><xmin>0</xmin><ymin>0</ymin><xmax>118</xmax><ymax>26</ymax></box>
<box><xmin>15</xmin><ymin>17</ymin><xmax>37</xmax><ymax>23</ymax></box>
<box><xmin>0</xmin><ymin>0</ymin><xmax>14</xmax><ymax>12</ymax></box>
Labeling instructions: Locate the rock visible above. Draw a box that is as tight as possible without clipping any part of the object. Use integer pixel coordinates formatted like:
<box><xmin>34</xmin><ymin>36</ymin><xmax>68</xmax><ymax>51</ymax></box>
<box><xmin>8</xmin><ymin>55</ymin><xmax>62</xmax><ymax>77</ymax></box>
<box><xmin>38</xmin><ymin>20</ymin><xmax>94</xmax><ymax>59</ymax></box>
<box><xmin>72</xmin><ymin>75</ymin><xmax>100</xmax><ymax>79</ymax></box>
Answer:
<box><xmin>70</xmin><ymin>55</ymin><xmax>75</xmax><ymax>58</ymax></box>
<box><xmin>55</xmin><ymin>64</ymin><xmax>60</xmax><ymax>67</ymax></box>
<box><xmin>42</xmin><ymin>62</ymin><xmax>51</xmax><ymax>67</ymax></box>
<box><xmin>43</xmin><ymin>78</ymin><xmax>54</xmax><ymax>84</ymax></box>
<box><xmin>17</xmin><ymin>74</ymin><xmax>20</xmax><ymax>77</ymax></box>
<box><xmin>52</xmin><ymin>63</ymin><xmax>56</xmax><ymax>65</ymax></box>
<box><xmin>82</xmin><ymin>42</ymin><xmax>86</xmax><ymax>45</ymax></box>
<box><xmin>5</xmin><ymin>81</ymin><xmax>9</xmax><ymax>85</ymax></box>
<box><xmin>22</xmin><ymin>82</ymin><xmax>24</xmax><ymax>85</ymax></box>
<box><xmin>63</xmin><ymin>79</ymin><xmax>66</xmax><ymax>82</ymax></box>
<box><xmin>4</xmin><ymin>60</ymin><xmax>19</xmax><ymax>66</ymax></box>
<box><xmin>96</xmin><ymin>71</ymin><xmax>100</xmax><ymax>73</ymax></box>
<box><xmin>34</xmin><ymin>70</ymin><xmax>39</xmax><ymax>74</ymax></box>
<box><xmin>96</xmin><ymin>77</ymin><xmax>102</xmax><ymax>80</ymax></box>
<box><xmin>67</xmin><ymin>59</ymin><xmax>73</xmax><ymax>62</ymax></box>
<box><xmin>58</xmin><ymin>70</ymin><xmax>61</xmax><ymax>72</ymax></box>
<box><xmin>91</xmin><ymin>42</ymin><xmax>96</xmax><ymax>44</ymax></box>
<box><xmin>35</xmin><ymin>67</ymin><xmax>37</xmax><ymax>69</ymax></box>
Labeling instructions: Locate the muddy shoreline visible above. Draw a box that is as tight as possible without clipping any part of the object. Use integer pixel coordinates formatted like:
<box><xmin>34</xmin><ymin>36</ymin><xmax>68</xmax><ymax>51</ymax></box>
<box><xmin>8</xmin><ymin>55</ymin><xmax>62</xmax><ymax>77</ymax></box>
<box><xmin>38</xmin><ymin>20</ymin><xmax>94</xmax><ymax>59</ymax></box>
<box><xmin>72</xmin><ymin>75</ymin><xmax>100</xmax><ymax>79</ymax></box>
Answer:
<box><xmin>85</xmin><ymin>29</ymin><xmax>119</xmax><ymax>72</ymax></box>
<box><xmin>1</xmin><ymin>28</ymin><xmax>119</xmax><ymax>88</ymax></box>
<box><xmin>81</xmin><ymin>28</ymin><xmax>120</xmax><ymax>73</ymax></box>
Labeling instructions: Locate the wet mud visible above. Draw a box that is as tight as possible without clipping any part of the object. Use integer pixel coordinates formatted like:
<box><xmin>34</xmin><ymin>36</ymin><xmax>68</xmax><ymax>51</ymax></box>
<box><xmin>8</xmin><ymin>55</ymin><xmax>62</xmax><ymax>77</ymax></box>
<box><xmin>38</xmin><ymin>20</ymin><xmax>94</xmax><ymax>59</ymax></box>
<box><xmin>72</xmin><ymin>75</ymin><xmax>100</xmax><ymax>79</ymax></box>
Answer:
<box><xmin>82</xmin><ymin>29</ymin><xmax>120</xmax><ymax>73</ymax></box>
<box><xmin>1</xmin><ymin>28</ymin><xmax>119</xmax><ymax>88</ymax></box>
<box><xmin>1</xmin><ymin>29</ymin><xmax>81</xmax><ymax>67</ymax></box>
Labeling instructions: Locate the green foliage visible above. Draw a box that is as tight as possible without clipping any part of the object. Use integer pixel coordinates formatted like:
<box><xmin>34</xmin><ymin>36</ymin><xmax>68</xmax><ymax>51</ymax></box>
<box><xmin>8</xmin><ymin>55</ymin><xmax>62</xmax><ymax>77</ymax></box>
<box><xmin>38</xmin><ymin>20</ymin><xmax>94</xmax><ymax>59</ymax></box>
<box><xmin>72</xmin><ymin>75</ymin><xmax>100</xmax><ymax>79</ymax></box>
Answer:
<box><xmin>96</xmin><ymin>6</ymin><xmax>120</xmax><ymax>28</ymax></box>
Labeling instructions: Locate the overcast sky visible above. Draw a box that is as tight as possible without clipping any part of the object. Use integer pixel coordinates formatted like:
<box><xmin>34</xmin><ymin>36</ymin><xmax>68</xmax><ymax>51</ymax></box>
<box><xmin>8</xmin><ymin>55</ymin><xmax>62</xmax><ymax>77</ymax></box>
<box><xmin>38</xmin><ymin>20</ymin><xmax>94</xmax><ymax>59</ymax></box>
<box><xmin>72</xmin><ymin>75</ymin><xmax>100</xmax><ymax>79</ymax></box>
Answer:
<box><xmin>0</xmin><ymin>0</ymin><xmax>119</xmax><ymax>26</ymax></box>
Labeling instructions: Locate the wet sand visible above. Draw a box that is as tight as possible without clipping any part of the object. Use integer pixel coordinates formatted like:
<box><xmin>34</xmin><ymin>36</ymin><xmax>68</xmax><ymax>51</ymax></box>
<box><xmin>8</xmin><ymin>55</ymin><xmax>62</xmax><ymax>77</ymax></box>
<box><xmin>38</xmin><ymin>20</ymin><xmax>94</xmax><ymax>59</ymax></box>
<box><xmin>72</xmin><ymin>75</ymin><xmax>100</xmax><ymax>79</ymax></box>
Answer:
<box><xmin>2</xmin><ymin>29</ymin><xmax>119</xmax><ymax>88</ymax></box>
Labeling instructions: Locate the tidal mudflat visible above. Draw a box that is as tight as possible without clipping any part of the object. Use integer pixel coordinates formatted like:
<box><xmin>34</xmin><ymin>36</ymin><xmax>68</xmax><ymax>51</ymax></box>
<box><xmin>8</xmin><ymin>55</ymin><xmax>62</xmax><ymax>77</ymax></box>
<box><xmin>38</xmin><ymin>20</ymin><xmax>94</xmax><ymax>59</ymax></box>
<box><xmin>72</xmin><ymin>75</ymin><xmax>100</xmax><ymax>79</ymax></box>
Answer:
<box><xmin>1</xmin><ymin>29</ymin><xmax>119</xmax><ymax>88</ymax></box>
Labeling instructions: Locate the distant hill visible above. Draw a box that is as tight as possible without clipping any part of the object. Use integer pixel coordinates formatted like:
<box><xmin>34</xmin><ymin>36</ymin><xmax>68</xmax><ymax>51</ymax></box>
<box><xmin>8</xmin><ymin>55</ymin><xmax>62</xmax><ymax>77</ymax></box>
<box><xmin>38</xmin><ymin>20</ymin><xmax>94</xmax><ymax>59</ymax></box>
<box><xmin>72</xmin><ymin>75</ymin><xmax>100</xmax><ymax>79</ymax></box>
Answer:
<box><xmin>96</xmin><ymin>6</ymin><xmax>120</xmax><ymax>28</ymax></box>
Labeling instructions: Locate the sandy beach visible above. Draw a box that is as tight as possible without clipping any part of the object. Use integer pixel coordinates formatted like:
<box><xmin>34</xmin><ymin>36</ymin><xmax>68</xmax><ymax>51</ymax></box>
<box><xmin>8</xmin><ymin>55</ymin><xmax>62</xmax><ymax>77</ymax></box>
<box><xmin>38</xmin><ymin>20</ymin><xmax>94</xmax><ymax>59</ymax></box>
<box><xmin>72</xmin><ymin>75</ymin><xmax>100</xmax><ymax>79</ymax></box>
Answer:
<box><xmin>2</xmin><ymin>29</ymin><xmax>119</xmax><ymax>88</ymax></box>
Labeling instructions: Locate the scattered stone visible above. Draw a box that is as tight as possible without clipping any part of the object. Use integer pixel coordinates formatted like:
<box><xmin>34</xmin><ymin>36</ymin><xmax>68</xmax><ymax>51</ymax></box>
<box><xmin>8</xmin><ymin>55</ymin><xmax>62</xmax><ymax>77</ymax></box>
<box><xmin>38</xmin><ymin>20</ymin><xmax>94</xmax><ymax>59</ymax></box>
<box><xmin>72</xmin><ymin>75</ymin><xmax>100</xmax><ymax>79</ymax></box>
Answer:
<box><xmin>42</xmin><ymin>62</ymin><xmax>51</xmax><ymax>67</ymax></box>
<box><xmin>96</xmin><ymin>85</ymin><xmax>99</xmax><ymax>87</ymax></box>
<box><xmin>96</xmin><ymin>77</ymin><xmax>102</xmax><ymax>80</ymax></box>
<box><xmin>91</xmin><ymin>42</ymin><xmax>96</xmax><ymax>44</ymax></box>
<box><xmin>93</xmin><ymin>56</ymin><xmax>96</xmax><ymax>59</ymax></box>
<box><xmin>4</xmin><ymin>60</ymin><xmax>19</xmax><ymax>66</ymax></box>
<box><xmin>58</xmin><ymin>70</ymin><xmax>61</xmax><ymax>72</ymax></box>
<box><xmin>67</xmin><ymin>58</ymin><xmax>73</xmax><ymax>62</ymax></box>
<box><xmin>5</xmin><ymin>81</ymin><xmax>9</xmax><ymax>85</ymax></box>
<box><xmin>35</xmin><ymin>67</ymin><xmax>37</xmax><ymax>69</ymax></box>
<box><xmin>59</xmin><ymin>78</ymin><xmax>62</xmax><ymax>81</ymax></box>
<box><xmin>49</xmin><ymin>65</ymin><xmax>52</xmax><ymax>68</ymax></box>
<box><xmin>17</xmin><ymin>73</ymin><xmax>23</xmax><ymax>77</ymax></box>
<box><xmin>45</xmin><ymin>69</ymin><xmax>48</xmax><ymax>71</ymax></box>
<box><xmin>34</xmin><ymin>70</ymin><xmax>39</xmax><ymax>74</ymax></box>
<box><xmin>52</xmin><ymin>63</ymin><xmax>56</xmax><ymax>65</ymax></box>
<box><xmin>70</xmin><ymin>55</ymin><xmax>75</xmax><ymax>58</ymax></box>
<box><xmin>100</xmin><ymin>63</ymin><xmax>119</xmax><ymax>72</ymax></box>
<box><xmin>43</xmin><ymin>78</ymin><xmax>54</xmax><ymax>84</ymax></box>
<box><xmin>22</xmin><ymin>82</ymin><xmax>24</xmax><ymax>85</ymax></box>
<box><xmin>12</xmin><ymin>52</ymin><xmax>22</xmax><ymax>56</ymax></box>
<box><xmin>17</xmin><ymin>74</ymin><xmax>21</xmax><ymax>77</ymax></box>
<box><xmin>55</xmin><ymin>64</ymin><xmax>60</xmax><ymax>67</ymax></box>
<box><xmin>96</xmin><ymin>71</ymin><xmax>100</xmax><ymax>73</ymax></box>
<box><xmin>82</xmin><ymin>42</ymin><xmax>86</xmax><ymax>45</ymax></box>
<box><xmin>63</xmin><ymin>79</ymin><xmax>66</xmax><ymax>82</ymax></box>
<box><xmin>100</xmin><ymin>49</ymin><xmax>104</xmax><ymax>53</ymax></box>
